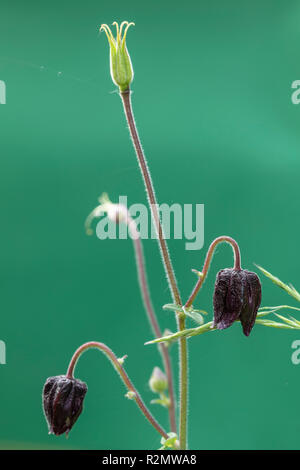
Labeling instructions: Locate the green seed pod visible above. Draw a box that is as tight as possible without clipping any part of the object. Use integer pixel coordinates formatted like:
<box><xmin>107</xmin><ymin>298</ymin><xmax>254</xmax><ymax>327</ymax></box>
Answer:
<box><xmin>100</xmin><ymin>21</ymin><xmax>134</xmax><ymax>92</ymax></box>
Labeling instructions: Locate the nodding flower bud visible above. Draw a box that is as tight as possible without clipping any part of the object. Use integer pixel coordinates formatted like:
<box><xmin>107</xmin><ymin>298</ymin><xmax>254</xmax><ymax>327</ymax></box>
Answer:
<box><xmin>100</xmin><ymin>21</ymin><xmax>134</xmax><ymax>92</ymax></box>
<box><xmin>149</xmin><ymin>367</ymin><xmax>168</xmax><ymax>394</ymax></box>
<box><xmin>42</xmin><ymin>375</ymin><xmax>87</xmax><ymax>436</ymax></box>
<box><xmin>213</xmin><ymin>268</ymin><xmax>262</xmax><ymax>337</ymax></box>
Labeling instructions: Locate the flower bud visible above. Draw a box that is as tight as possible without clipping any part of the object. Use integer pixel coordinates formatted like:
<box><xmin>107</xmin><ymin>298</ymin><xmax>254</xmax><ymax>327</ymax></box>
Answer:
<box><xmin>100</xmin><ymin>21</ymin><xmax>134</xmax><ymax>92</ymax></box>
<box><xmin>149</xmin><ymin>367</ymin><xmax>168</xmax><ymax>394</ymax></box>
<box><xmin>125</xmin><ymin>390</ymin><xmax>136</xmax><ymax>400</ymax></box>
<box><xmin>42</xmin><ymin>375</ymin><xmax>87</xmax><ymax>436</ymax></box>
<box><xmin>213</xmin><ymin>268</ymin><xmax>262</xmax><ymax>336</ymax></box>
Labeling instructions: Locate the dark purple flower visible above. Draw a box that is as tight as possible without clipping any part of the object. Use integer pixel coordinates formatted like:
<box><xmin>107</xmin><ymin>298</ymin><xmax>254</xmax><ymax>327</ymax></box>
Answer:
<box><xmin>213</xmin><ymin>268</ymin><xmax>262</xmax><ymax>336</ymax></box>
<box><xmin>43</xmin><ymin>375</ymin><xmax>87</xmax><ymax>436</ymax></box>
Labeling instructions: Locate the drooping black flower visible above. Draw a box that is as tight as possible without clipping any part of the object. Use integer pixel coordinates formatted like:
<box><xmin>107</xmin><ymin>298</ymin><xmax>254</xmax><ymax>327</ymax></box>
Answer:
<box><xmin>42</xmin><ymin>375</ymin><xmax>87</xmax><ymax>436</ymax></box>
<box><xmin>213</xmin><ymin>268</ymin><xmax>262</xmax><ymax>336</ymax></box>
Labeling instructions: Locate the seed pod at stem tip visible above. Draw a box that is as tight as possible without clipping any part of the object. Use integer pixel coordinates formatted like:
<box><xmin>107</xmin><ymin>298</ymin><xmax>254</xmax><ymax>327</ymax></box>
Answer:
<box><xmin>100</xmin><ymin>21</ymin><xmax>135</xmax><ymax>92</ymax></box>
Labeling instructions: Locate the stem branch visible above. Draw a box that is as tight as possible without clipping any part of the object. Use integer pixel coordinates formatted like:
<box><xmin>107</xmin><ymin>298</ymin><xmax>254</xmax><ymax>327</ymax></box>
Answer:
<box><xmin>66</xmin><ymin>341</ymin><xmax>169</xmax><ymax>440</ymax></box>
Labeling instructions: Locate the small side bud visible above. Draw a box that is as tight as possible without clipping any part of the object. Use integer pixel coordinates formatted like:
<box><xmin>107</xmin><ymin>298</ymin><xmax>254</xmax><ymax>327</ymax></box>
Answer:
<box><xmin>191</xmin><ymin>269</ymin><xmax>203</xmax><ymax>278</ymax></box>
<box><xmin>100</xmin><ymin>21</ymin><xmax>134</xmax><ymax>92</ymax></box>
<box><xmin>42</xmin><ymin>375</ymin><xmax>87</xmax><ymax>436</ymax></box>
<box><xmin>149</xmin><ymin>367</ymin><xmax>168</xmax><ymax>394</ymax></box>
<box><xmin>125</xmin><ymin>390</ymin><xmax>136</xmax><ymax>400</ymax></box>
<box><xmin>117</xmin><ymin>355</ymin><xmax>127</xmax><ymax>365</ymax></box>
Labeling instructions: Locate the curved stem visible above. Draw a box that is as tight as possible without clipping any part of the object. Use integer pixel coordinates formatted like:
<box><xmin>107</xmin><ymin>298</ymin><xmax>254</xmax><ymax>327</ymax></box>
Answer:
<box><xmin>66</xmin><ymin>341</ymin><xmax>169</xmax><ymax>440</ymax></box>
<box><xmin>120</xmin><ymin>89</ymin><xmax>188</xmax><ymax>450</ymax></box>
<box><xmin>185</xmin><ymin>236</ymin><xmax>241</xmax><ymax>309</ymax></box>
<box><xmin>126</xmin><ymin>213</ymin><xmax>177</xmax><ymax>434</ymax></box>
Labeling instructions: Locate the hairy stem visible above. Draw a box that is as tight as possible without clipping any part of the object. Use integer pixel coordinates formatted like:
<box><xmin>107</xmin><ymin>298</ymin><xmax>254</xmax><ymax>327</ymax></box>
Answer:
<box><xmin>120</xmin><ymin>91</ymin><xmax>181</xmax><ymax>305</ymax></box>
<box><xmin>185</xmin><ymin>235</ymin><xmax>241</xmax><ymax>308</ymax></box>
<box><xmin>66</xmin><ymin>341</ymin><xmax>169</xmax><ymax>440</ymax></box>
<box><xmin>178</xmin><ymin>314</ymin><xmax>188</xmax><ymax>449</ymax></box>
<box><xmin>126</xmin><ymin>213</ymin><xmax>177</xmax><ymax>434</ymax></box>
<box><xmin>120</xmin><ymin>89</ymin><xmax>188</xmax><ymax>449</ymax></box>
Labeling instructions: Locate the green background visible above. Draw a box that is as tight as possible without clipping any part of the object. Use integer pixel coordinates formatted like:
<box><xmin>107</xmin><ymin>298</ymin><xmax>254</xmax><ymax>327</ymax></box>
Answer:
<box><xmin>1</xmin><ymin>0</ymin><xmax>300</xmax><ymax>450</ymax></box>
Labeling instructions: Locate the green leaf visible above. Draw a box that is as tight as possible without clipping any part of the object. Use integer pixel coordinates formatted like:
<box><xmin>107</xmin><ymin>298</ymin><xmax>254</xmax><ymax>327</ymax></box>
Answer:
<box><xmin>257</xmin><ymin>305</ymin><xmax>300</xmax><ymax>317</ymax></box>
<box><xmin>256</xmin><ymin>266</ymin><xmax>300</xmax><ymax>303</ymax></box>
<box><xmin>288</xmin><ymin>315</ymin><xmax>300</xmax><ymax>327</ymax></box>
<box><xmin>163</xmin><ymin>303</ymin><xmax>207</xmax><ymax>325</ymax></box>
<box><xmin>183</xmin><ymin>308</ymin><xmax>204</xmax><ymax>325</ymax></box>
<box><xmin>274</xmin><ymin>314</ymin><xmax>300</xmax><ymax>328</ymax></box>
<box><xmin>162</xmin><ymin>303</ymin><xmax>182</xmax><ymax>313</ymax></box>
<box><xmin>150</xmin><ymin>397</ymin><xmax>170</xmax><ymax>408</ymax></box>
<box><xmin>145</xmin><ymin>321</ymin><xmax>215</xmax><ymax>345</ymax></box>
<box><xmin>255</xmin><ymin>318</ymin><xmax>296</xmax><ymax>329</ymax></box>
<box><xmin>145</xmin><ymin>313</ymin><xmax>300</xmax><ymax>346</ymax></box>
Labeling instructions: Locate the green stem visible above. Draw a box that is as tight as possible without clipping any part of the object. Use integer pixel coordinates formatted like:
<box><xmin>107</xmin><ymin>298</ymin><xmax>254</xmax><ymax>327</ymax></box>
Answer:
<box><xmin>178</xmin><ymin>314</ymin><xmax>188</xmax><ymax>449</ymax></box>
<box><xmin>120</xmin><ymin>90</ymin><xmax>181</xmax><ymax>304</ymax></box>
<box><xmin>126</xmin><ymin>212</ymin><xmax>177</xmax><ymax>434</ymax></box>
<box><xmin>66</xmin><ymin>341</ymin><xmax>169</xmax><ymax>440</ymax></box>
<box><xmin>120</xmin><ymin>89</ymin><xmax>188</xmax><ymax>449</ymax></box>
<box><xmin>85</xmin><ymin>198</ymin><xmax>177</xmax><ymax>434</ymax></box>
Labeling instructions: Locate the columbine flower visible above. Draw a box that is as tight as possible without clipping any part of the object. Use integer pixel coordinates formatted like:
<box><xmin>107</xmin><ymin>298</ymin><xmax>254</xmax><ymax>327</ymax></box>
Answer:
<box><xmin>213</xmin><ymin>268</ymin><xmax>262</xmax><ymax>336</ymax></box>
<box><xmin>100</xmin><ymin>21</ymin><xmax>134</xmax><ymax>92</ymax></box>
<box><xmin>42</xmin><ymin>375</ymin><xmax>87</xmax><ymax>436</ymax></box>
